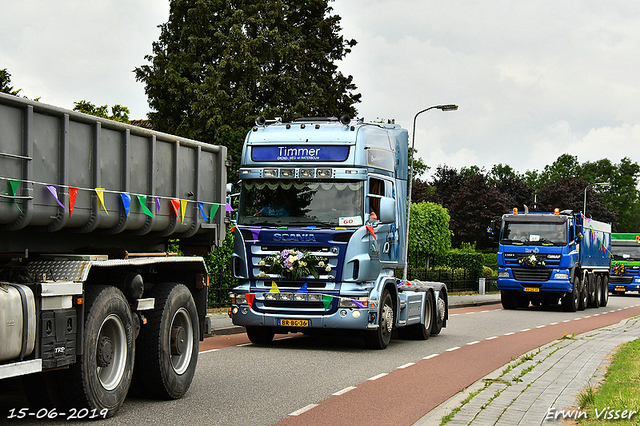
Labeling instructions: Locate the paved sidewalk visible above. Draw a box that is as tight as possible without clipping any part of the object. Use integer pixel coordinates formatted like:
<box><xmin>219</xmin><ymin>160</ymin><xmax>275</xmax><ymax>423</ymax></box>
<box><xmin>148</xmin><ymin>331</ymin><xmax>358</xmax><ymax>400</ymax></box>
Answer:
<box><xmin>415</xmin><ymin>316</ymin><xmax>640</xmax><ymax>426</ymax></box>
<box><xmin>204</xmin><ymin>292</ymin><xmax>502</xmax><ymax>337</ymax></box>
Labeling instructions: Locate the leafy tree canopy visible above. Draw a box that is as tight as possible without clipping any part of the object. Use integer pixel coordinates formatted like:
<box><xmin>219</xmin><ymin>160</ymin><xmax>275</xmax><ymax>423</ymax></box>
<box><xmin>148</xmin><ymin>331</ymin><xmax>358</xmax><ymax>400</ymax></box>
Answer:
<box><xmin>73</xmin><ymin>100</ymin><xmax>130</xmax><ymax>123</ymax></box>
<box><xmin>0</xmin><ymin>68</ymin><xmax>21</xmax><ymax>96</ymax></box>
<box><xmin>408</xmin><ymin>202</ymin><xmax>452</xmax><ymax>269</ymax></box>
<box><xmin>136</xmin><ymin>0</ymin><xmax>361</xmax><ymax>172</ymax></box>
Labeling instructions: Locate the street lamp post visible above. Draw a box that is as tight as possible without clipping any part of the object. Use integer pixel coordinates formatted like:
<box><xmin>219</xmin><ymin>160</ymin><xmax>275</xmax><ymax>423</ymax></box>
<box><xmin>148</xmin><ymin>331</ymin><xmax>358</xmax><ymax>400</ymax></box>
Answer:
<box><xmin>402</xmin><ymin>104</ymin><xmax>458</xmax><ymax>282</ymax></box>
<box><xmin>583</xmin><ymin>182</ymin><xmax>610</xmax><ymax>217</ymax></box>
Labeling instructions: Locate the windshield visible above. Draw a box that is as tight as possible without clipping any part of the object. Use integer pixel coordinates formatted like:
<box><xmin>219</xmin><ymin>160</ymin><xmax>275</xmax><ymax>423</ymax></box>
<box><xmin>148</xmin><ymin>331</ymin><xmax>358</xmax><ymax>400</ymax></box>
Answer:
<box><xmin>501</xmin><ymin>221</ymin><xmax>567</xmax><ymax>245</ymax></box>
<box><xmin>612</xmin><ymin>244</ymin><xmax>640</xmax><ymax>260</ymax></box>
<box><xmin>238</xmin><ymin>179</ymin><xmax>364</xmax><ymax>227</ymax></box>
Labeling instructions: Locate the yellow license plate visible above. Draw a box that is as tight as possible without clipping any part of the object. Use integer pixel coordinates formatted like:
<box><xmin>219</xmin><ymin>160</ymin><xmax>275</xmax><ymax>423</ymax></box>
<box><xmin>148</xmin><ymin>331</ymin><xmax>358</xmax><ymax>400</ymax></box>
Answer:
<box><xmin>277</xmin><ymin>319</ymin><xmax>309</xmax><ymax>327</ymax></box>
<box><xmin>616</xmin><ymin>286</ymin><xmax>626</xmax><ymax>291</ymax></box>
<box><xmin>524</xmin><ymin>287</ymin><xmax>540</xmax><ymax>292</ymax></box>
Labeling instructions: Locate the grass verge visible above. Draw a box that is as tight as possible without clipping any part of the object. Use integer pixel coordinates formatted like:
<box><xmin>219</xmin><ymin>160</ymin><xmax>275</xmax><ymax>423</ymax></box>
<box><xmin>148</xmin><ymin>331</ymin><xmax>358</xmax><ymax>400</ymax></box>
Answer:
<box><xmin>577</xmin><ymin>338</ymin><xmax>640</xmax><ymax>425</ymax></box>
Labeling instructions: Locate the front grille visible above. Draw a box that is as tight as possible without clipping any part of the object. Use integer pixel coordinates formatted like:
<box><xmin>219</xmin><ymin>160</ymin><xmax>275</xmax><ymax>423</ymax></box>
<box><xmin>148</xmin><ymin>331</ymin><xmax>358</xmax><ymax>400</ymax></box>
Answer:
<box><xmin>609</xmin><ymin>275</ymin><xmax>633</xmax><ymax>285</ymax></box>
<box><xmin>512</xmin><ymin>268</ymin><xmax>552</xmax><ymax>282</ymax></box>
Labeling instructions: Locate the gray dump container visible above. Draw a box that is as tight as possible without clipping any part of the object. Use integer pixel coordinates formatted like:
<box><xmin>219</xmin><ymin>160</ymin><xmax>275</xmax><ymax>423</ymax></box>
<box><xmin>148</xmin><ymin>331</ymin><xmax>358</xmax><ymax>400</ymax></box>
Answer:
<box><xmin>0</xmin><ymin>92</ymin><xmax>227</xmax><ymax>253</ymax></box>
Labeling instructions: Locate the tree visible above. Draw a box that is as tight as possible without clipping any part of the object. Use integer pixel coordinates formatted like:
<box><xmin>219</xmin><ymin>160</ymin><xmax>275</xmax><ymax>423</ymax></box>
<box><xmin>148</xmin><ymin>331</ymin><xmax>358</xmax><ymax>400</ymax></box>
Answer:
<box><xmin>408</xmin><ymin>202</ymin><xmax>451</xmax><ymax>269</ymax></box>
<box><xmin>73</xmin><ymin>100</ymin><xmax>131</xmax><ymax>123</ymax></box>
<box><xmin>0</xmin><ymin>68</ymin><xmax>21</xmax><ymax>95</ymax></box>
<box><xmin>135</xmin><ymin>0</ymin><xmax>361</xmax><ymax>171</ymax></box>
<box><xmin>489</xmin><ymin>164</ymin><xmax>534</xmax><ymax>211</ymax></box>
<box><xmin>537</xmin><ymin>176</ymin><xmax>616</xmax><ymax>224</ymax></box>
<box><xmin>580</xmin><ymin>157</ymin><xmax>640</xmax><ymax>232</ymax></box>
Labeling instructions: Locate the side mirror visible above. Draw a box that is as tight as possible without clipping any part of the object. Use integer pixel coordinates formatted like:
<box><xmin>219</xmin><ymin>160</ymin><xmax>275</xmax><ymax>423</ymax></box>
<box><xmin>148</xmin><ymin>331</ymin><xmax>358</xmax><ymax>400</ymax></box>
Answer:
<box><xmin>487</xmin><ymin>218</ymin><xmax>500</xmax><ymax>242</ymax></box>
<box><xmin>378</xmin><ymin>197</ymin><xmax>396</xmax><ymax>224</ymax></box>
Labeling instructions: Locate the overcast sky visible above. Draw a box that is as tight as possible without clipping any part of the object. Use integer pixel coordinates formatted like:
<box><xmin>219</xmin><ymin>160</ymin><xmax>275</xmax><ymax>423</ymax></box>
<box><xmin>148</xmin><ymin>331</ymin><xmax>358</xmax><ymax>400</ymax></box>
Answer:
<box><xmin>2</xmin><ymin>1</ymin><xmax>640</xmax><ymax>178</ymax></box>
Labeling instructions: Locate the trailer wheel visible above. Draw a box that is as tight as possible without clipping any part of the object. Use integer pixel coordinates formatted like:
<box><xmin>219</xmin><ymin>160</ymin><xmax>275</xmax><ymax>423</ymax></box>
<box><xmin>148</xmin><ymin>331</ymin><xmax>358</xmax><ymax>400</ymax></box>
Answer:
<box><xmin>67</xmin><ymin>285</ymin><xmax>134</xmax><ymax>417</ymax></box>
<box><xmin>562</xmin><ymin>276</ymin><xmax>579</xmax><ymax>312</ymax></box>
<box><xmin>431</xmin><ymin>291</ymin><xmax>446</xmax><ymax>335</ymax></box>
<box><xmin>589</xmin><ymin>275</ymin><xmax>601</xmax><ymax>308</ymax></box>
<box><xmin>578</xmin><ymin>276</ymin><xmax>588</xmax><ymax>311</ymax></box>
<box><xmin>134</xmin><ymin>283</ymin><xmax>199</xmax><ymax>399</ymax></box>
<box><xmin>246</xmin><ymin>326</ymin><xmax>276</xmax><ymax>344</ymax></box>
<box><xmin>501</xmin><ymin>290</ymin><xmax>518</xmax><ymax>310</ymax></box>
<box><xmin>409</xmin><ymin>291</ymin><xmax>434</xmax><ymax>340</ymax></box>
<box><xmin>600</xmin><ymin>276</ymin><xmax>609</xmax><ymax>307</ymax></box>
<box><xmin>364</xmin><ymin>289</ymin><xmax>394</xmax><ymax>349</ymax></box>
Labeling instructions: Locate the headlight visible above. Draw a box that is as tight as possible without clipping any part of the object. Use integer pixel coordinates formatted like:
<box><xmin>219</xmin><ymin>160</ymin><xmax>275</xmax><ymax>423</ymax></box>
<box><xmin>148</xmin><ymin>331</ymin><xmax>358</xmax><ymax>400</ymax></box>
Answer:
<box><xmin>498</xmin><ymin>271</ymin><xmax>510</xmax><ymax>278</ymax></box>
<box><xmin>634</xmin><ymin>278</ymin><xmax>640</xmax><ymax>283</ymax></box>
<box><xmin>308</xmin><ymin>294</ymin><xmax>322</xmax><ymax>302</ymax></box>
<box><xmin>279</xmin><ymin>293</ymin><xmax>293</xmax><ymax>301</ymax></box>
<box><xmin>264</xmin><ymin>293</ymin><xmax>278</xmax><ymax>301</ymax></box>
<box><xmin>554</xmin><ymin>273</ymin><xmax>569</xmax><ymax>280</ymax></box>
<box><xmin>339</xmin><ymin>297</ymin><xmax>368</xmax><ymax>308</ymax></box>
<box><xmin>232</xmin><ymin>293</ymin><xmax>247</xmax><ymax>305</ymax></box>
<box><xmin>294</xmin><ymin>293</ymin><xmax>308</xmax><ymax>301</ymax></box>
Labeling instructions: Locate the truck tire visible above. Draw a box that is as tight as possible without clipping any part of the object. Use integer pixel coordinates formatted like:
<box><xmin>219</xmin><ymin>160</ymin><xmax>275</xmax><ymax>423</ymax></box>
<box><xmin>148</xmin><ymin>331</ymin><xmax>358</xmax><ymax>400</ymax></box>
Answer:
<box><xmin>589</xmin><ymin>275</ymin><xmax>601</xmax><ymax>308</ymax></box>
<box><xmin>246</xmin><ymin>326</ymin><xmax>276</xmax><ymax>344</ymax></box>
<box><xmin>501</xmin><ymin>290</ymin><xmax>518</xmax><ymax>310</ymax></box>
<box><xmin>364</xmin><ymin>289</ymin><xmax>394</xmax><ymax>349</ymax></box>
<box><xmin>431</xmin><ymin>290</ymin><xmax>446</xmax><ymax>335</ymax></box>
<box><xmin>134</xmin><ymin>283</ymin><xmax>199</xmax><ymax>399</ymax></box>
<box><xmin>409</xmin><ymin>291</ymin><xmax>434</xmax><ymax>340</ymax></box>
<box><xmin>67</xmin><ymin>285</ymin><xmax>134</xmax><ymax>417</ymax></box>
<box><xmin>600</xmin><ymin>275</ymin><xmax>609</xmax><ymax>307</ymax></box>
<box><xmin>562</xmin><ymin>277</ymin><xmax>579</xmax><ymax>312</ymax></box>
<box><xmin>578</xmin><ymin>276</ymin><xmax>588</xmax><ymax>311</ymax></box>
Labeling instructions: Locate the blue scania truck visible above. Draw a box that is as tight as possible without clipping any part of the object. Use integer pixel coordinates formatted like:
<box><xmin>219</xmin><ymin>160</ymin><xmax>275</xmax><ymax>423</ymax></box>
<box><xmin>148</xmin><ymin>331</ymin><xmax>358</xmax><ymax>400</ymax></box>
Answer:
<box><xmin>228</xmin><ymin>116</ymin><xmax>448</xmax><ymax>349</ymax></box>
<box><xmin>609</xmin><ymin>233</ymin><xmax>640</xmax><ymax>294</ymax></box>
<box><xmin>493</xmin><ymin>210</ymin><xmax>611</xmax><ymax>312</ymax></box>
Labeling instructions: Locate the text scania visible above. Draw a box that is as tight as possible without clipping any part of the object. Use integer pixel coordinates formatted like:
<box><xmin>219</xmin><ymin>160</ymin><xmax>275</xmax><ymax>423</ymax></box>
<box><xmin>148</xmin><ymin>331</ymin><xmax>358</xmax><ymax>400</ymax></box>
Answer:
<box><xmin>273</xmin><ymin>233</ymin><xmax>317</xmax><ymax>242</ymax></box>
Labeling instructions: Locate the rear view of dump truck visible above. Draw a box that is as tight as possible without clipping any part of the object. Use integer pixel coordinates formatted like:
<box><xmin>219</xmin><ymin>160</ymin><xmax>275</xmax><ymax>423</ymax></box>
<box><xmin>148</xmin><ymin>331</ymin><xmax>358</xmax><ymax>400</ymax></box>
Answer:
<box><xmin>0</xmin><ymin>93</ymin><xmax>227</xmax><ymax>417</ymax></box>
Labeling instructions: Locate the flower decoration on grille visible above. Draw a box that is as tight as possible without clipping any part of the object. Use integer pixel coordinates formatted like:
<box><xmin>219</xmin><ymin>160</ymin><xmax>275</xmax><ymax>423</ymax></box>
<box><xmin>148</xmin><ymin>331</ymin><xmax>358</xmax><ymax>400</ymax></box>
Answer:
<box><xmin>518</xmin><ymin>254</ymin><xmax>546</xmax><ymax>268</ymax></box>
<box><xmin>258</xmin><ymin>249</ymin><xmax>330</xmax><ymax>280</ymax></box>
<box><xmin>612</xmin><ymin>262</ymin><xmax>625</xmax><ymax>276</ymax></box>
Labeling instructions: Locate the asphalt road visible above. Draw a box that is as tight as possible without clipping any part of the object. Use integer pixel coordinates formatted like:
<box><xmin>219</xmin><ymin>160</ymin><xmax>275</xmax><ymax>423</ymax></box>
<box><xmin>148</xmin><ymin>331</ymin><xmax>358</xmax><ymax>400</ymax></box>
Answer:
<box><xmin>2</xmin><ymin>294</ymin><xmax>640</xmax><ymax>425</ymax></box>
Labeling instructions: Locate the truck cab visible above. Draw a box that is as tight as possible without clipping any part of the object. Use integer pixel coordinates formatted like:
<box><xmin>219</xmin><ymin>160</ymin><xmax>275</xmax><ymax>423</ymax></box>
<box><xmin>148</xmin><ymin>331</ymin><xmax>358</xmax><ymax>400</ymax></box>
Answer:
<box><xmin>495</xmin><ymin>210</ymin><xmax>610</xmax><ymax>312</ymax></box>
<box><xmin>229</xmin><ymin>116</ymin><xmax>447</xmax><ymax>348</ymax></box>
<box><xmin>610</xmin><ymin>233</ymin><xmax>640</xmax><ymax>294</ymax></box>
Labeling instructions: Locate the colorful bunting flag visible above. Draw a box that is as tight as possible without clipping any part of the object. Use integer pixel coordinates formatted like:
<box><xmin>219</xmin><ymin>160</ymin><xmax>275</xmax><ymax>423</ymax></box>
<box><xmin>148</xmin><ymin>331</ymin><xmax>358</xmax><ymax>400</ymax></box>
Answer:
<box><xmin>180</xmin><ymin>199</ymin><xmax>188</xmax><ymax>223</ymax></box>
<box><xmin>245</xmin><ymin>293</ymin><xmax>255</xmax><ymax>308</ymax></box>
<box><xmin>8</xmin><ymin>180</ymin><xmax>23</xmax><ymax>213</ymax></box>
<box><xmin>366</xmin><ymin>225</ymin><xmax>376</xmax><ymax>240</ymax></box>
<box><xmin>46</xmin><ymin>185</ymin><xmax>68</xmax><ymax>211</ymax></box>
<box><xmin>137</xmin><ymin>195</ymin><xmax>155</xmax><ymax>218</ymax></box>
<box><xmin>155</xmin><ymin>197</ymin><xmax>161</xmax><ymax>214</ymax></box>
<box><xmin>297</xmin><ymin>283</ymin><xmax>308</xmax><ymax>293</ymax></box>
<box><xmin>353</xmin><ymin>300</ymin><xmax>366</xmax><ymax>309</ymax></box>
<box><xmin>69</xmin><ymin>186</ymin><xmax>78</xmax><ymax>217</ymax></box>
<box><xmin>270</xmin><ymin>281</ymin><xmax>280</xmax><ymax>293</ymax></box>
<box><xmin>250</xmin><ymin>228</ymin><xmax>260</xmax><ymax>240</ymax></box>
<box><xmin>322</xmin><ymin>295</ymin><xmax>333</xmax><ymax>311</ymax></box>
<box><xmin>120</xmin><ymin>193</ymin><xmax>131</xmax><ymax>217</ymax></box>
<box><xmin>209</xmin><ymin>204</ymin><xmax>220</xmax><ymax>223</ymax></box>
<box><xmin>226</xmin><ymin>203</ymin><xmax>233</xmax><ymax>212</ymax></box>
<box><xmin>95</xmin><ymin>188</ymin><xmax>108</xmax><ymax>215</ymax></box>
<box><xmin>198</xmin><ymin>202</ymin><xmax>208</xmax><ymax>221</ymax></box>
<box><xmin>170</xmin><ymin>198</ymin><xmax>181</xmax><ymax>222</ymax></box>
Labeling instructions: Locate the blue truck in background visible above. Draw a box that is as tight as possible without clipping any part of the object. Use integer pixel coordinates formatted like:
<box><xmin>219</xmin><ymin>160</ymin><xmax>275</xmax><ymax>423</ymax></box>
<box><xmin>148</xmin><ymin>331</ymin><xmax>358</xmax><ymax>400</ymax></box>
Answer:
<box><xmin>610</xmin><ymin>233</ymin><xmax>640</xmax><ymax>294</ymax></box>
<box><xmin>228</xmin><ymin>116</ymin><xmax>448</xmax><ymax>349</ymax></box>
<box><xmin>493</xmin><ymin>210</ymin><xmax>611</xmax><ymax>312</ymax></box>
